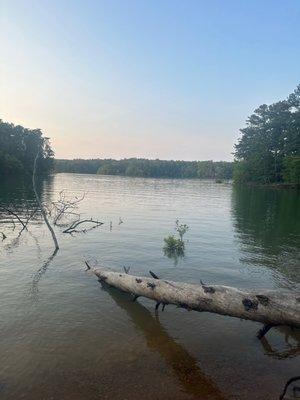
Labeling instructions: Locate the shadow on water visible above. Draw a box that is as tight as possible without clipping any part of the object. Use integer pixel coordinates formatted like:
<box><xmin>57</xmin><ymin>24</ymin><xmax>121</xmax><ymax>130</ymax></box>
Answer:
<box><xmin>260</xmin><ymin>326</ymin><xmax>300</xmax><ymax>360</ymax></box>
<box><xmin>101</xmin><ymin>283</ymin><xmax>226</xmax><ymax>400</ymax></box>
<box><xmin>231</xmin><ymin>185</ymin><xmax>300</xmax><ymax>285</ymax></box>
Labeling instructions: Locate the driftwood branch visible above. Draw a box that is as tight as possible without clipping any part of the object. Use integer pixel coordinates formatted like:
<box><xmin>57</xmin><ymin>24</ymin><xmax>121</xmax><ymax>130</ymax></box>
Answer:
<box><xmin>0</xmin><ymin>206</ymin><xmax>28</xmax><ymax>228</ymax></box>
<box><xmin>32</xmin><ymin>150</ymin><xmax>59</xmax><ymax>250</ymax></box>
<box><xmin>0</xmin><ymin>205</ymin><xmax>38</xmax><ymax>241</ymax></box>
<box><xmin>63</xmin><ymin>218</ymin><xmax>103</xmax><ymax>234</ymax></box>
<box><xmin>89</xmin><ymin>267</ymin><xmax>300</xmax><ymax>335</ymax></box>
<box><xmin>256</xmin><ymin>323</ymin><xmax>278</xmax><ymax>339</ymax></box>
<box><xmin>52</xmin><ymin>190</ymin><xmax>85</xmax><ymax>225</ymax></box>
<box><xmin>1</xmin><ymin>231</ymin><xmax>7</xmax><ymax>241</ymax></box>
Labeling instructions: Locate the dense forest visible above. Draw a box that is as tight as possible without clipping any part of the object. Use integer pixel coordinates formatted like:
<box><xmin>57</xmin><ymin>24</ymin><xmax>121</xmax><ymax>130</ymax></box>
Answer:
<box><xmin>0</xmin><ymin>120</ymin><xmax>54</xmax><ymax>175</ymax></box>
<box><xmin>234</xmin><ymin>85</ymin><xmax>300</xmax><ymax>185</ymax></box>
<box><xmin>55</xmin><ymin>158</ymin><xmax>234</xmax><ymax>180</ymax></box>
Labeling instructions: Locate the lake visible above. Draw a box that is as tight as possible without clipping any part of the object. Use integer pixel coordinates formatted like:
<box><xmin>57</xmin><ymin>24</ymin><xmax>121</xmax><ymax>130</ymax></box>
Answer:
<box><xmin>0</xmin><ymin>173</ymin><xmax>299</xmax><ymax>400</ymax></box>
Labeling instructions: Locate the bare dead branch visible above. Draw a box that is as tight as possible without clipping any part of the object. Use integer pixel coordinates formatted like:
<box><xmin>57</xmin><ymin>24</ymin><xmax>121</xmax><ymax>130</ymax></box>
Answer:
<box><xmin>123</xmin><ymin>266</ymin><xmax>130</xmax><ymax>274</ymax></box>
<box><xmin>0</xmin><ymin>206</ymin><xmax>27</xmax><ymax>229</ymax></box>
<box><xmin>0</xmin><ymin>204</ymin><xmax>38</xmax><ymax>241</ymax></box>
<box><xmin>256</xmin><ymin>323</ymin><xmax>278</xmax><ymax>339</ymax></box>
<box><xmin>62</xmin><ymin>218</ymin><xmax>103</xmax><ymax>234</ymax></box>
<box><xmin>32</xmin><ymin>149</ymin><xmax>59</xmax><ymax>250</ymax></box>
<box><xmin>52</xmin><ymin>190</ymin><xmax>85</xmax><ymax>225</ymax></box>
<box><xmin>19</xmin><ymin>208</ymin><xmax>38</xmax><ymax>234</ymax></box>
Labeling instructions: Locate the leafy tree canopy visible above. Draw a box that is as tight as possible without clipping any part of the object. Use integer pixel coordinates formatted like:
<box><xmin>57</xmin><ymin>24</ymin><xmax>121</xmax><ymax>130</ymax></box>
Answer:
<box><xmin>0</xmin><ymin>119</ymin><xmax>54</xmax><ymax>176</ymax></box>
<box><xmin>234</xmin><ymin>85</ymin><xmax>300</xmax><ymax>184</ymax></box>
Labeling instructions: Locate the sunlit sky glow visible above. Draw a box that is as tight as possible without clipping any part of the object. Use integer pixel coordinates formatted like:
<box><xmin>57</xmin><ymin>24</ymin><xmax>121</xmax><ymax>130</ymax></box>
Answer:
<box><xmin>1</xmin><ymin>0</ymin><xmax>299</xmax><ymax>160</ymax></box>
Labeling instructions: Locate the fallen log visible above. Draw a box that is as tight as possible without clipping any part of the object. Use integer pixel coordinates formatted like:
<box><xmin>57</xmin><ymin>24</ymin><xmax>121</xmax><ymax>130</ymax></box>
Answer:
<box><xmin>89</xmin><ymin>265</ymin><xmax>300</xmax><ymax>337</ymax></box>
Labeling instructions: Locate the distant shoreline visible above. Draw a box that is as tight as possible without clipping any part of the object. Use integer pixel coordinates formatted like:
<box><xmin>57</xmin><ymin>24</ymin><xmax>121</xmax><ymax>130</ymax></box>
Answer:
<box><xmin>246</xmin><ymin>182</ymin><xmax>300</xmax><ymax>190</ymax></box>
<box><xmin>54</xmin><ymin>158</ymin><xmax>234</xmax><ymax>180</ymax></box>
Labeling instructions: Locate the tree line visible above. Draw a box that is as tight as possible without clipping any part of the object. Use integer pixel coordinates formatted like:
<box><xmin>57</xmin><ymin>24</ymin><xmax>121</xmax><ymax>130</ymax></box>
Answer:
<box><xmin>55</xmin><ymin>158</ymin><xmax>234</xmax><ymax>180</ymax></box>
<box><xmin>0</xmin><ymin>120</ymin><xmax>54</xmax><ymax>176</ymax></box>
<box><xmin>234</xmin><ymin>85</ymin><xmax>300</xmax><ymax>185</ymax></box>
<box><xmin>2</xmin><ymin>84</ymin><xmax>299</xmax><ymax>184</ymax></box>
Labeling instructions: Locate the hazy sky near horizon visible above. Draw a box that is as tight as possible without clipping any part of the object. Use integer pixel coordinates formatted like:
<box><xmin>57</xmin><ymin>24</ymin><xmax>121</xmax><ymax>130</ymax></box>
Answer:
<box><xmin>1</xmin><ymin>1</ymin><xmax>299</xmax><ymax>161</ymax></box>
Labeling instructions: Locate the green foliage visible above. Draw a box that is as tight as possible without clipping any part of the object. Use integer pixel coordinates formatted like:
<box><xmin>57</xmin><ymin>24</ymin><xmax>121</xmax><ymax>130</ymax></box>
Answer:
<box><xmin>163</xmin><ymin>220</ymin><xmax>189</xmax><ymax>259</ymax></box>
<box><xmin>234</xmin><ymin>85</ymin><xmax>300</xmax><ymax>184</ymax></box>
<box><xmin>55</xmin><ymin>158</ymin><xmax>233</xmax><ymax>180</ymax></box>
<box><xmin>0</xmin><ymin>119</ymin><xmax>54</xmax><ymax>176</ymax></box>
<box><xmin>175</xmin><ymin>219</ymin><xmax>189</xmax><ymax>242</ymax></box>
<box><xmin>0</xmin><ymin>150</ymin><xmax>23</xmax><ymax>173</ymax></box>
<box><xmin>283</xmin><ymin>156</ymin><xmax>300</xmax><ymax>184</ymax></box>
<box><xmin>163</xmin><ymin>235</ymin><xmax>185</xmax><ymax>257</ymax></box>
<box><xmin>233</xmin><ymin>160</ymin><xmax>253</xmax><ymax>183</ymax></box>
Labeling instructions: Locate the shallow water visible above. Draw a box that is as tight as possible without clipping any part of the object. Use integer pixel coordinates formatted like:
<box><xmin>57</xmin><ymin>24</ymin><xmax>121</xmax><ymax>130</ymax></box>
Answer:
<box><xmin>0</xmin><ymin>174</ymin><xmax>299</xmax><ymax>400</ymax></box>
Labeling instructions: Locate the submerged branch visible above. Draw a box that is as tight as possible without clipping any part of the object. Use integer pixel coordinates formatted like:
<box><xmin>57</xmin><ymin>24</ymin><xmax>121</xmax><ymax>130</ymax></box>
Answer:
<box><xmin>63</xmin><ymin>218</ymin><xmax>103</xmax><ymax>234</ymax></box>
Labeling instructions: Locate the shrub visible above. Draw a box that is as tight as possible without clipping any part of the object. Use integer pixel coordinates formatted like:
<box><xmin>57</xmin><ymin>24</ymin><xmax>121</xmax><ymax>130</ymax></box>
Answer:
<box><xmin>163</xmin><ymin>220</ymin><xmax>189</xmax><ymax>258</ymax></box>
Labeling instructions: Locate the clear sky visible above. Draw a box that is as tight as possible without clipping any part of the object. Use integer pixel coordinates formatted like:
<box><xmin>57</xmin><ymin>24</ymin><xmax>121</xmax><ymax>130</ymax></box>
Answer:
<box><xmin>1</xmin><ymin>0</ymin><xmax>299</xmax><ymax>161</ymax></box>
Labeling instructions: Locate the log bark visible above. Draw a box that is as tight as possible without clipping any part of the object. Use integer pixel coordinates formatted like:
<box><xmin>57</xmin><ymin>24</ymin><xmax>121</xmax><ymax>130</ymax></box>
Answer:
<box><xmin>90</xmin><ymin>267</ymin><xmax>300</xmax><ymax>332</ymax></box>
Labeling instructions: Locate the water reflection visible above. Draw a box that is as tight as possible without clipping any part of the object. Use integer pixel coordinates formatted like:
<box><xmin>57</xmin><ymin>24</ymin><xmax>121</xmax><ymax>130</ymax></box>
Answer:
<box><xmin>163</xmin><ymin>246</ymin><xmax>185</xmax><ymax>266</ymax></box>
<box><xmin>0</xmin><ymin>174</ymin><xmax>54</xmax><ymax>203</ymax></box>
<box><xmin>232</xmin><ymin>185</ymin><xmax>300</xmax><ymax>285</ymax></box>
<box><xmin>1</xmin><ymin>174</ymin><xmax>300</xmax><ymax>400</ymax></box>
<box><xmin>102</xmin><ymin>283</ymin><xmax>226</xmax><ymax>400</ymax></box>
<box><xmin>31</xmin><ymin>248</ymin><xmax>59</xmax><ymax>296</ymax></box>
<box><xmin>260</xmin><ymin>326</ymin><xmax>300</xmax><ymax>360</ymax></box>
<box><xmin>0</xmin><ymin>175</ymin><xmax>55</xmax><ymax>251</ymax></box>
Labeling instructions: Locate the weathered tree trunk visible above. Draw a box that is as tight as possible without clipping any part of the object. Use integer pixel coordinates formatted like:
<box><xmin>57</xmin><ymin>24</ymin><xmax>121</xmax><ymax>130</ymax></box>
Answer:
<box><xmin>90</xmin><ymin>266</ymin><xmax>300</xmax><ymax>335</ymax></box>
<box><xmin>32</xmin><ymin>150</ymin><xmax>59</xmax><ymax>250</ymax></box>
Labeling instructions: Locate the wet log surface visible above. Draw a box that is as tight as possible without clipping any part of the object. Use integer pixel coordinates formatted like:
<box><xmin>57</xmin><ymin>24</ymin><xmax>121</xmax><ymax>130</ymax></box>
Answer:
<box><xmin>89</xmin><ymin>266</ymin><xmax>300</xmax><ymax>335</ymax></box>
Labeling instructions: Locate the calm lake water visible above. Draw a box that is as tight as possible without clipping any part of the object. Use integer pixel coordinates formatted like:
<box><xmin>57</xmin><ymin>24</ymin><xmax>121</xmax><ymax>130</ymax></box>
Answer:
<box><xmin>0</xmin><ymin>173</ymin><xmax>299</xmax><ymax>400</ymax></box>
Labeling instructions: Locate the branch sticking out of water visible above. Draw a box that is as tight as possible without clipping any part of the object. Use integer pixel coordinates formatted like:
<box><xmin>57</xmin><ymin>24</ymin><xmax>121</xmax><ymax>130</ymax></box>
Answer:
<box><xmin>1</xmin><ymin>232</ymin><xmax>7</xmax><ymax>241</ymax></box>
<box><xmin>51</xmin><ymin>190</ymin><xmax>85</xmax><ymax>226</ymax></box>
<box><xmin>32</xmin><ymin>149</ymin><xmax>59</xmax><ymax>250</ymax></box>
<box><xmin>63</xmin><ymin>218</ymin><xmax>103</xmax><ymax>234</ymax></box>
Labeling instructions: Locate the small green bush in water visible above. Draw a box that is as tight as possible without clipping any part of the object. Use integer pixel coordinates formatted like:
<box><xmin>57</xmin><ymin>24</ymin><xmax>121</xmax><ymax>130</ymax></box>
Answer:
<box><xmin>175</xmin><ymin>219</ymin><xmax>189</xmax><ymax>241</ymax></box>
<box><xmin>163</xmin><ymin>235</ymin><xmax>185</xmax><ymax>256</ymax></box>
<box><xmin>163</xmin><ymin>220</ymin><xmax>189</xmax><ymax>258</ymax></box>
